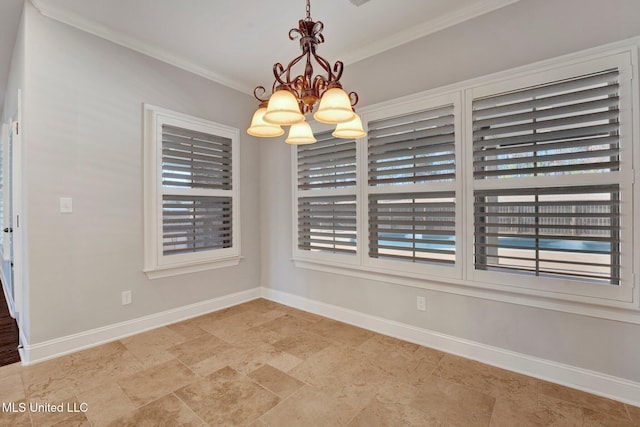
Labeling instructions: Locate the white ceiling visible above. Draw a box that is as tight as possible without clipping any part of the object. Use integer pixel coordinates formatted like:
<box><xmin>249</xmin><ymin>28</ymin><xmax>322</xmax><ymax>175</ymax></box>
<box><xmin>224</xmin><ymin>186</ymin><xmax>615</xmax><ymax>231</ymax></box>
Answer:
<box><xmin>1</xmin><ymin>0</ymin><xmax>519</xmax><ymax>112</ymax></box>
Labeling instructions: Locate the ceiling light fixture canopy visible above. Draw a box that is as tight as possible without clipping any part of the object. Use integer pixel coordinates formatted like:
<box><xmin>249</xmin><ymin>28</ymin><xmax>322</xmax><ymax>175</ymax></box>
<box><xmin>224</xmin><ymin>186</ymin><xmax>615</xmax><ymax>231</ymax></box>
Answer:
<box><xmin>247</xmin><ymin>0</ymin><xmax>365</xmax><ymax>143</ymax></box>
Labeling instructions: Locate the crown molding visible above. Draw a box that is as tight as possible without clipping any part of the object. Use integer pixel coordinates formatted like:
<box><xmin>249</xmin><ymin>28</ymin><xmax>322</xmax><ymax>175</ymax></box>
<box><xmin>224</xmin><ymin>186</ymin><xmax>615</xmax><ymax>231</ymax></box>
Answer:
<box><xmin>29</xmin><ymin>0</ymin><xmax>253</xmax><ymax>94</ymax></box>
<box><xmin>340</xmin><ymin>0</ymin><xmax>521</xmax><ymax>65</ymax></box>
<box><xmin>29</xmin><ymin>0</ymin><xmax>520</xmax><ymax>94</ymax></box>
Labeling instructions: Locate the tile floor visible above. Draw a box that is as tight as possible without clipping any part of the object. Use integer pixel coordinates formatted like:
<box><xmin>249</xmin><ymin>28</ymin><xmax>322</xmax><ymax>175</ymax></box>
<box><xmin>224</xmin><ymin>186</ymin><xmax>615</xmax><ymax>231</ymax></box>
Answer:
<box><xmin>0</xmin><ymin>299</ymin><xmax>638</xmax><ymax>426</ymax></box>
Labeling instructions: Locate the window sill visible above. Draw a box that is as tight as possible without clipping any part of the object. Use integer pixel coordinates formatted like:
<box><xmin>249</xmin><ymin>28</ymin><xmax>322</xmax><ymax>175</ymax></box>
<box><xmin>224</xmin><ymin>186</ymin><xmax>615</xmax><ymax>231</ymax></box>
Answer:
<box><xmin>292</xmin><ymin>258</ymin><xmax>640</xmax><ymax>324</ymax></box>
<box><xmin>145</xmin><ymin>256</ymin><xmax>242</xmax><ymax>279</ymax></box>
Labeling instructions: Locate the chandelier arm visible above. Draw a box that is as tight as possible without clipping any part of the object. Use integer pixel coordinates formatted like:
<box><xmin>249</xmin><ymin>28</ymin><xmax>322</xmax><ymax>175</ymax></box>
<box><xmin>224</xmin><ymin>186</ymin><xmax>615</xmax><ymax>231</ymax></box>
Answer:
<box><xmin>312</xmin><ymin>21</ymin><xmax>324</xmax><ymax>44</ymax></box>
<box><xmin>289</xmin><ymin>27</ymin><xmax>303</xmax><ymax>41</ymax></box>
<box><xmin>312</xmin><ymin>74</ymin><xmax>329</xmax><ymax>95</ymax></box>
<box><xmin>253</xmin><ymin>86</ymin><xmax>269</xmax><ymax>103</ymax></box>
<box><xmin>311</xmin><ymin>50</ymin><xmax>334</xmax><ymax>81</ymax></box>
<box><xmin>348</xmin><ymin>91</ymin><xmax>359</xmax><ymax>107</ymax></box>
<box><xmin>272</xmin><ymin>63</ymin><xmax>287</xmax><ymax>86</ymax></box>
<box><xmin>283</xmin><ymin>51</ymin><xmax>308</xmax><ymax>87</ymax></box>
<box><xmin>332</xmin><ymin>60</ymin><xmax>344</xmax><ymax>83</ymax></box>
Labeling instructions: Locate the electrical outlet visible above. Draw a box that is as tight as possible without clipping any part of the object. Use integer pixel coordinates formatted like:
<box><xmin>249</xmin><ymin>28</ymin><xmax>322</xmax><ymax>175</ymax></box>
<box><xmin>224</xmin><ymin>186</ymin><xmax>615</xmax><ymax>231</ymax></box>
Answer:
<box><xmin>416</xmin><ymin>296</ymin><xmax>426</xmax><ymax>311</ymax></box>
<box><xmin>122</xmin><ymin>290</ymin><xmax>132</xmax><ymax>305</ymax></box>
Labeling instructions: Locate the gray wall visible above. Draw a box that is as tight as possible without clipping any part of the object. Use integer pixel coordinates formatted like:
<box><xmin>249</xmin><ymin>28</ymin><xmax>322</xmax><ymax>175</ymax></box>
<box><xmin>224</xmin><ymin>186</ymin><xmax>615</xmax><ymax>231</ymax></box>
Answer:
<box><xmin>21</xmin><ymin>3</ymin><xmax>261</xmax><ymax>344</ymax></box>
<box><xmin>260</xmin><ymin>0</ymin><xmax>640</xmax><ymax>382</ymax></box>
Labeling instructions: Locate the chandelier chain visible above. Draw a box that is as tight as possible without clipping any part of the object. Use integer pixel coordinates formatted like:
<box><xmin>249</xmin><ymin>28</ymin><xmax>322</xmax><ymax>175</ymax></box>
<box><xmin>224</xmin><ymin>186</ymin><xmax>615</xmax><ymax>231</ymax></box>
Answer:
<box><xmin>306</xmin><ymin>0</ymin><xmax>311</xmax><ymax>20</ymax></box>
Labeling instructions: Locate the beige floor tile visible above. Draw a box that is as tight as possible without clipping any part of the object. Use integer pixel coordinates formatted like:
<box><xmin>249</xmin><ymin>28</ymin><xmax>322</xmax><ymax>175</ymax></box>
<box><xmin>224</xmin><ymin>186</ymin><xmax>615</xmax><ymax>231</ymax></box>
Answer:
<box><xmin>4</xmin><ymin>299</ymin><xmax>635</xmax><ymax>427</ymax></box>
<box><xmin>188</xmin><ymin>340</ymin><xmax>295</xmax><ymax>377</ymax></box>
<box><xmin>225</xmin><ymin>342</ymin><xmax>296</xmax><ymax>375</ymax></box>
<box><xmin>414</xmin><ymin>345</ymin><xmax>447</xmax><ymax>366</ymax></box>
<box><xmin>0</xmin><ymin>399</ymin><xmax>31</xmax><ymax>427</ymax></box>
<box><xmin>194</xmin><ymin>304</ymin><xmax>251</xmax><ymax>327</ymax></box>
<box><xmin>538</xmin><ymin>380</ymin><xmax>629</xmax><ymax>420</ymax></box>
<box><xmin>410</xmin><ymin>377</ymin><xmax>495</xmax><ymax>426</ymax></box>
<box><xmin>583</xmin><ymin>407</ymin><xmax>636</xmax><ymax>427</ymax></box>
<box><xmin>289</xmin><ymin>344</ymin><xmax>390</xmax><ymax>396</ymax></box>
<box><xmin>224</xmin><ymin>323</ymin><xmax>285</xmax><ymax>346</ymax></box>
<box><xmin>0</xmin><ymin>362</ymin><xmax>23</xmax><ymax>380</ymax></box>
<box><xmin>120</xmin><ymin>326</ymin><xmax>188</xmax><ymax>368</ymax></box>
<box><xmin>241</xmin><ymin>298</ymin><xmax>285</xmax><ymax>313</ymax></box>
<box><xmin>490</xmin><ymin>395</ymin><xmax>583</xmax><ymax>427</ymax></box>
<box><xmin>272</xmin><ymin>333</ymin><xmax>332</xmax><ymax>360</ymax></box>
<box><xmin>433</xmin><ymin>354</ymin><xmax>538</xmax><ymax>407</ymax></box>
<box><xmin>331</xmin><ymin>382</ymin><xmax>380</xmax><ymax>417</ymax></box>
<box><xmin>358</xmin><ymin>334</ymin><xmax>421</xmax><ymax>357</ymax></box>
<box><xmin>198</xmin><ymin>310</ymin><xmax>265</xmax><ymax>338</ymax></box>
<box><xmin>626</xmin><ymin>404</ymin><xmax>640</xmax><ymax>423</ymax></box>
<box><xmin>165</xmin><ymin>319</ymin><xmax>210</xmax><ymax>341</ymax></box>
<box><xmin>260</xmin><ymin>385</ymin><xmax>357</xmax><ymax>427</ymax></box>
<box><xmin>76</xmin><ymin>382</ymin><xmax>136</xmax><ymax>427</ymax></box>
<box><xmin>49</xmin><ymin>412</ymin><xmax>90</xmax><ymax>427</ymax></box>
<box><xmin>276</xmin><ymin>306</ymin><xmax>325</xmax><ymax>324</ymax></box>
<box><xmin>374</xmin><ymin>377</ymin><xmax>422</xmax><ymax>407</ymax></box>
<box><xmin>106</xmin><ymin>393</ymin><xmax>204</xmax><ymax>427</ymax></box>
<box><xmin>258</xmin><ymin>313</ymin><xmax>318</xmax><ymax>338</ymax></box>
<box><xmin>310</xmin><ymin>318</ymin><xmax>375</xmax><ymax>348</ymax></box>
<box><xmin>58</xmin><ymin>341</ymin><xmax>143</xmax><ymax>392</ymax></box>
<box><xmin>248</xmin><ymin>419</ymin><xmax>269</xmax><ymax>427</ymax></box>
<box><xmin>248</xmin><ymin>364</ymin><xmax>304</xmax><ymax>398</ymax></box>
<box><xmin>27</xmin><ymin>384</ymin><xmax>82</xmax><ymax>427</ymax></box>
<box><xmin>20</xmin><ymin>359</ymin><xmax>73</xmax><ymax>399</ymax></box>
<box><xmin>363</xmin><ymin>345</ymin><xmax>442</xmax><ymax>387</ymax></box>
<box><xmin>175</xmin><ymin>366</ymin><xmax>279</xmax><ymax>426</ymax></box>
<box><xmin>167</xmin><ymin>333</ymin><xmax>231</xmax><ymax>367</ymax></box>
<box><xmin>117</xmin><ymin>358</ymin><xmax>197</xmax><ymax>406</ymax></box>
<box><xmin>348</xmin><ymin>398</ymin><xmax>450</xmax><ymax>427</ymax></box>
<box><xmin>265</xmin><ymin>350</ymin><xmax>303</xmax><ymax>373</ymax></box>
<box><xmin>0</xmin><ymin>372</ymin><xmax>25</xmax><ymax>402</ymax></box>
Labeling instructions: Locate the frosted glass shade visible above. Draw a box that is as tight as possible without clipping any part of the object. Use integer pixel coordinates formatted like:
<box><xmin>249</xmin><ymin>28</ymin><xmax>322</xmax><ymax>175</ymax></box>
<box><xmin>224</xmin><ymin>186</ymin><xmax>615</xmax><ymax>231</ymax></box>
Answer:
<box><xmin>263</xmin><ymin>90</ymin><xmax>304</xmax><ymax>125</ymax></box>
<box><xmin>313</xmin><ymin>88</ymin><xmax>355</xmax><ymax>124</ymax></box>
<box><xmin>285</xmin><ymin>121</ymin><xmax>317</xmax><ymax>145</ymax></box>
<box><xmin>332</xmin><ymin>112</ymin><xmax>366</xmax><ymax>139</ymax></box>
<box><xmin>247</xmin><ymin>107</ymin><xmax>285</xmax><ymax>137</ymax></box>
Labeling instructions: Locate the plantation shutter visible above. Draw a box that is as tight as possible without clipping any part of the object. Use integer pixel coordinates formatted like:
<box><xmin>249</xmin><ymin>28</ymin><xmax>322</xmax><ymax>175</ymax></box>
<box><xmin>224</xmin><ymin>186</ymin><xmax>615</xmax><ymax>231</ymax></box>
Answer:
<box><xmin>472</xmin><ymin>69</ymin><xmax>621</xmax><ymax>284</ymax></box>
<box><xmin>162</xmin><ymin>125</ymin><xmax>232</xmax><ymax>190</ymax></box>
<box><xmin>369</xmin><ymin>191</ymin><xmax>455</xmax><ymax>264</ymax></box>
<box><xmin>368</xmin><ymin>105</ymin><xmax>455</xmax><ymax>186</ymax></box>
<box><xmin>367</xmin><ymin>104</ymin><xmax>457</xmax><ymax>265</ymax></box>
<box><xmin>296</xmin><ymin>131</ymin><xmax>358</xmax><ymax>255</ymax></box>
<box><xmin>298</xmin><ymin>195</ymin><xmax>357</xmax><ymax>254</ymax></box>
<box><xmin>472</xmin><ymin>69</ymin><xmax>620</xmax><ymax>179</ymax></box>
<box><xmin>161</xmin><ymin>124</ymin><xmax>233</xmax><ymax>256</ymax></box>
<box><xmin>297</xmin><ymin>131</ymin><xmax>357</xmax><ymax>190</ymax></box>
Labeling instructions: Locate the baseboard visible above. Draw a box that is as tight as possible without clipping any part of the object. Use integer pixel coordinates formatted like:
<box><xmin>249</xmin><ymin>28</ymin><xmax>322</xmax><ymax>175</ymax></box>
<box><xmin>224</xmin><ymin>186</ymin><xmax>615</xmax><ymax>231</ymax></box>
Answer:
<box><xmin>21</xmin><ymin>287</ymin><xmax>261</xmax><ymax>365</ymax></box>
<box><xmin>261</xmin><ymin>287</ymin><xmax>640</xmax><ymax>407</ymax></box>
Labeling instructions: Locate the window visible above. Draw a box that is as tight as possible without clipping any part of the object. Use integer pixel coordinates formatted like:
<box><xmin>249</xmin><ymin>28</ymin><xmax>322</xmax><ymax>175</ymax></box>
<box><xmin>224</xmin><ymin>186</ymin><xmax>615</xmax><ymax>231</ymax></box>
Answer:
<box><xmin>365</xmin><ymin>97</ymin><xmax>461</xmax><ymax>277</ymax></box>
<box><xmin>294</xmin><ymin>129</ymin><xmax>358</xmax><ymax>264</ymax></box>
<box><xmin>293</xmin><ymin>45</ymin><xmax>638</xmax><ymax>314</ymax></box>
<box><xmin>467</xmin><ymin>57</ymin><xmax>633</xmax><ymax>303</ymax></box>
<box><xmin>144</xmin><ymin>105</ymin><xmax>240</xmax><ymax>278</ymax></box>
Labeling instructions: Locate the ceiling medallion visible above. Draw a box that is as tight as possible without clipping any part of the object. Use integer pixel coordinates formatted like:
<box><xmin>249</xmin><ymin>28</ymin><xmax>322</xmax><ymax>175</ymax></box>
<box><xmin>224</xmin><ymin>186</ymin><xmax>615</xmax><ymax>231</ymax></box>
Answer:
<box><xmin>247</xmin><ymin>0</ymin><xmax>366</xmax><ymax>144</ymax></box>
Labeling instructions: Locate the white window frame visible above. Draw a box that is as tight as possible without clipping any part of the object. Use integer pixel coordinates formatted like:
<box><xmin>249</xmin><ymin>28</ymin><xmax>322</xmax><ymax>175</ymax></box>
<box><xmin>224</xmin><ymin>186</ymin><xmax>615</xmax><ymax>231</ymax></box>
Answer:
<box><xmin>292</xmin><ymin>121</ymin><xmax>361</xmax><ymax>268</ymax></box>
<box><xmin>362</xmin><ymin>93</ymin><xmax>463</xmax><ymax>280</ymax></box>
<box><xmin>292</xmin><ymin>40</ymin><xmax>640</xmax><ymax>322</ymax></box>
<box><xmin>464</xmin><ymin>54</ymin><xmax>634</xmax><ymax>305</ymax></box>
<box><xmin>144</xmin><ymin>104</ymin><xmax>241</xmax><ymax>279</ymax></box>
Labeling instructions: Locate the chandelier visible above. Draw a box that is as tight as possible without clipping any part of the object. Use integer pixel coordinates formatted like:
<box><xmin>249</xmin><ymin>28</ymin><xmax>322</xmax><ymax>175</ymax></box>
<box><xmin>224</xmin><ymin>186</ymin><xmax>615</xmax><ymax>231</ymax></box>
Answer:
<box><xmin>247</xmin><ymin>0</ymin><xmax>366</xmax><ymax>144</ymax></box>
